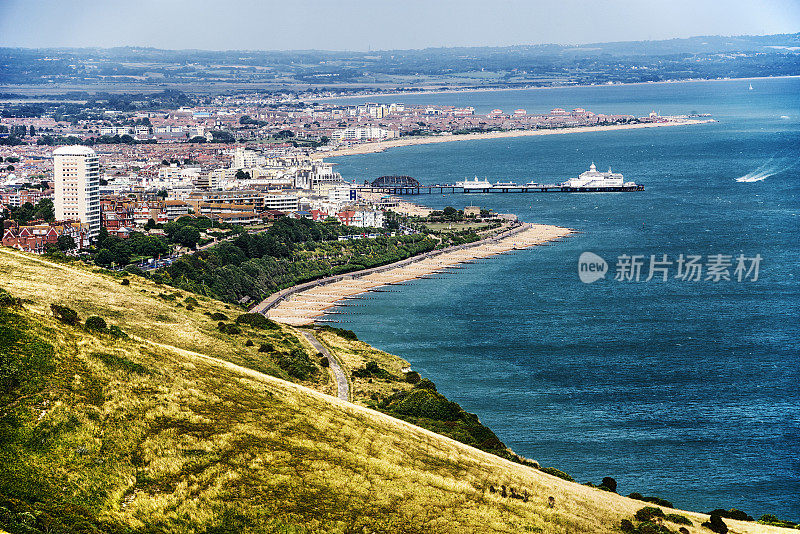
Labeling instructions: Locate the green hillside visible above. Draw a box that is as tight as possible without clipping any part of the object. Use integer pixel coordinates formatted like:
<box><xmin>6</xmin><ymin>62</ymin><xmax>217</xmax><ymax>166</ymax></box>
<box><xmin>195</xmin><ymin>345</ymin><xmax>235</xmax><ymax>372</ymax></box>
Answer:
<box><xmin>0</xmin><ymin>248</ymin><xmax>790</xmax><ymax>533</ymax></box>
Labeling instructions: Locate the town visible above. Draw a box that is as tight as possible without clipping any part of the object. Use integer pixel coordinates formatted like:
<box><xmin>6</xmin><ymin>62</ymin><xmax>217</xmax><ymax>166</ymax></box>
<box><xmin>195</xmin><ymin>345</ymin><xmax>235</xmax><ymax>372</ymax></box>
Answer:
<box><xmin>0</xmin><ymin>98</ymin><xmax>681</xmax><ymax>255</ymax></box>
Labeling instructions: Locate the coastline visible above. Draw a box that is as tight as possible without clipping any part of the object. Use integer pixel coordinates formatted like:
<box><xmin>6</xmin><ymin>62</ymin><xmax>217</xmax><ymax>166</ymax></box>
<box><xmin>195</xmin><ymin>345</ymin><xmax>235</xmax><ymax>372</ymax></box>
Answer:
<box><xmin>317</xmin><ymin>119</ymin><xmax>715</xmax><ymax>158</ymax></box>
<box><xmin>304</xmin><ymin>75</ymin><xmax>800</xmax><ymax>102</ymax></box>
<box><xmin>259</xmin><ymin>222</ymin><xmax>574</xmax><ymax>326</ymax></box>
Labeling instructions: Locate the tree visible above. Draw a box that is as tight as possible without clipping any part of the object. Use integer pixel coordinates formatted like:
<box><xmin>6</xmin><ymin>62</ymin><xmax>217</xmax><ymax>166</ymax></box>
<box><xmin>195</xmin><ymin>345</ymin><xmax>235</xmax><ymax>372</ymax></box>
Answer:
<box><xmin>173</xmin><ymin>226</ymin><xmax>200</xmax><ymax>248</ymax></box>
<box><xmin>156</xmin><ymin>189</ymin><xmax>168</xmax><ymax>199</ymax></box>
<box><xmin>94</xmin><ymin>248</ymin><xmax>115</xmax><ymax>266</ymax></box>
<box><xmin>56</xmin><ymin>234</ymin><xmax>76</xmax><ymax>252</ymax></box>
<box><xmin>29</xmin><ymin>126</ymin><xmax>36</xmax><ymax>137</ymax></box>
<box><xmin>235</xmin><ymin>169</ymin><xmax>251</xmax><ymax>180</ymax></box>
<box><xmin>34</xmin><ymin>198</ymin><xmax>54</xmax><ymax>222</ymax></box>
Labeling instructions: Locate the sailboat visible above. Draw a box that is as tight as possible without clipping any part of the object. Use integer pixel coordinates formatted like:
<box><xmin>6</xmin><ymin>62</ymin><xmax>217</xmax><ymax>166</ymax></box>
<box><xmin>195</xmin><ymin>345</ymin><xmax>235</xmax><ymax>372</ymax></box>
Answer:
<box><xmin>749</xmin><ymin>83</ymin><xmax>754</xmax><ymax>91</ymax></box>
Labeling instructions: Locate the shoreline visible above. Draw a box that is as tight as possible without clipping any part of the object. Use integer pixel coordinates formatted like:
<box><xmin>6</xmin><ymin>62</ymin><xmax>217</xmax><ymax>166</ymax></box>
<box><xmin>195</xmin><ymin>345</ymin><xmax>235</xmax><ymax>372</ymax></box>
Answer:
<box><xmin>317</xmin><ymin>119</ymin><xmax>715</xmax><ymax>158</ymax></box>
<box><xmin>304</xmin><ymin>75</ymin><xmax>800</xmax><ymax>102</ymax></box>
<box><xmin>257</xmin><ymin>222</ymin><xmax>574</xmax><ymax>326</ymax></box>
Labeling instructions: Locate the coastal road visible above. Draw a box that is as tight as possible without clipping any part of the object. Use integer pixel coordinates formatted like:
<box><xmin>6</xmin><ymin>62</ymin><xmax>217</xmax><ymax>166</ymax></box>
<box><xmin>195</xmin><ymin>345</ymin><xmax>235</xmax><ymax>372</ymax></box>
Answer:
<box><xmin>300</xmin><ymin>330</ymin><xmax>349</xmax><ymax>401</ymax></box>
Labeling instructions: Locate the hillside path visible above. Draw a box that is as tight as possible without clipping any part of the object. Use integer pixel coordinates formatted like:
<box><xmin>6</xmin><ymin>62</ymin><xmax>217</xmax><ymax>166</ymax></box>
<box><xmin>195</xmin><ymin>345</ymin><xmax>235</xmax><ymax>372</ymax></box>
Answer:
<box><xmin>300</xmin><ymin>330</ymin><xmax>349</xmax><ymax>401</ymax></box>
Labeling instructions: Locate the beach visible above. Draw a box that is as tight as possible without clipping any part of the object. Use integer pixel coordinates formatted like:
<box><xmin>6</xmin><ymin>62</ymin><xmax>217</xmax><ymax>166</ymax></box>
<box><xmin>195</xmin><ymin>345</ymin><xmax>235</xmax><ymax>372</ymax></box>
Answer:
<box><xmin>316</xmin><ymin>119</ymin><xmax>715</xmax><ymax>158</ymax></box>
<box><xmin>261</xmin><ymin>223</ymin><xmax>573</xmax><ymax>326</ymax></box>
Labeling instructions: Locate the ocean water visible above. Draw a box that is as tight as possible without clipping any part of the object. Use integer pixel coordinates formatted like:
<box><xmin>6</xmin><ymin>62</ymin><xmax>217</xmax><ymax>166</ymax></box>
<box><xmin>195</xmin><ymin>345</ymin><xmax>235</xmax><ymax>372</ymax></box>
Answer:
<box><xmin>326</xmin><ymin>77</ymin><xmax>800</xmax><ymax>520</ymax></box>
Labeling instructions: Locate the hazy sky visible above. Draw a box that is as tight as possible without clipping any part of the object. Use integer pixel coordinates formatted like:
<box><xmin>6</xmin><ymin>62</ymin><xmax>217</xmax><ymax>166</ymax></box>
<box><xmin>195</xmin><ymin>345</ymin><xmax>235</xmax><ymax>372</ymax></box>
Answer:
<box><xmin>1</xmin><ymin>0</ymin><xmax>799</xmax><ymax>51</ymax></box>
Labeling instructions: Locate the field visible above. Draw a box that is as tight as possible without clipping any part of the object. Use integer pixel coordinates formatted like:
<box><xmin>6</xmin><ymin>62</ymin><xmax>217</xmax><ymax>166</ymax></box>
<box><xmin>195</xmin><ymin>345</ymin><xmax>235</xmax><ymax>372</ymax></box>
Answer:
<box><xmin>0</xmin><ymin>247</ymin><xmax>791</xmax><ymax>533</ymax></box>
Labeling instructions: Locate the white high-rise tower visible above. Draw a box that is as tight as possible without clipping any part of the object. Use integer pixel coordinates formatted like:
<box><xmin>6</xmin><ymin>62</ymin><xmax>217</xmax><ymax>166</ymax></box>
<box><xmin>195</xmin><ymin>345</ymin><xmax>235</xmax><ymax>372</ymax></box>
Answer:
<box><xmin>53</xmin><ymin>145</ymin><xmax>100</xmax><ymax>239</ymax></box>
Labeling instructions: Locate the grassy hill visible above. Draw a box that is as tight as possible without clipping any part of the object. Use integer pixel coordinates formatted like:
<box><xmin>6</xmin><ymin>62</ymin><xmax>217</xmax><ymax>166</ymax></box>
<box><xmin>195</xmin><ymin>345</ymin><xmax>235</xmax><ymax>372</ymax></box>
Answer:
<box><xmin>0</xmin><ymin>248</ymin><xmax>791</xmax><ymax>533</ymax></box>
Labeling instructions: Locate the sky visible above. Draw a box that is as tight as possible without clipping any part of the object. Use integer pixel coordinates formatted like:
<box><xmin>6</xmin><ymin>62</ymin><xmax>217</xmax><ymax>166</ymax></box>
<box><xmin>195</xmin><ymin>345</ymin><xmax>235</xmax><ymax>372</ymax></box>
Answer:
<box><xmin>1</xmin><ymin>0</ymin><xmax>799</xmax><ymax>51</ymax></box>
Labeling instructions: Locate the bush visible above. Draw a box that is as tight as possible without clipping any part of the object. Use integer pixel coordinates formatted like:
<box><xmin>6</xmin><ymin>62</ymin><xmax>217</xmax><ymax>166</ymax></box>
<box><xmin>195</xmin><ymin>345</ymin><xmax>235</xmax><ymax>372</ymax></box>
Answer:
<box><xmin>258</xmin><ymin>343</ymin><xmax>273</xmax><ymax>353</ymax></box>
<box><xmin>217</xmin><ymin>322</ymin><xmax>241</xmax><ymax>335</ymax></box>
<box><xmin>276</xmin><ymin>348</ymin><xmax>318</xmax><ymax>381</ymax></box>
<box><xmin>85</xmin><ymin>316</ymin><xmax>107</xmax><ymax>331</ymax></box>
<box><xmin>186</xmin><ymin>304</ymin><xmax>194</xmax><ymax>311</ymax></box>
<box><xmin>184</xmin><ymin>296</ymin><xmax>199</xmax><ymax>306</ymax></box>
<box><xmin>245</xmin><ymin>339</ymin><xmax>254</xmax><ymax>347</ymax></box>
<box><xmin>404</xmin><ymin>370</ymin><xmax>421</xmax><ymax>384</ymax></box>
<box><xmin>210</xmin><ymin>312</ymin><xmax>229</xmax><ymax>321</ymax></box>
<box><xmin>600</xmin><ymin>476</ymin><xmax>617</xmax><ymax>492</ymax></box>
<box><xmin>758</xmin><ymin>514</ymin><xmax>798</xmax><ymax>528</ymax></box>
<box><xmin>380</xmin><ymin>387</ymin><xmax>462</xmax><ymax>421</ymax></box>
<box><xmin>702</xmin><ymin>511</ymin><xmax>728</xmax><ymax>534</ymax></box>
<box><xmin>665</xmin><ymin>514</ymin><xmax>692</xmax><ymax>526</ymax></box>
<box><xmin>352</xmin><ymin>361</ymin><xmax>393</xmax><ymax>380</ymax></box>
<box><xmin>539</xmin><ymin>466</ymin><xmax>574</xmax><ymax>482</ymax></box>
<box><xmin>620</xmin><ymin>519</ymin><xmax>635</xmax><ymax>533</ymax></box>
<box><xmin>320</xmin><ymin>356</ymin><xmax>329</xmax><ymax>367</ymax></box>
<box><xmin>120</xmin><ymin>278</ymin><xmax>130</xmax><ymax>286</ymax></box>
<box><xmin>0</xmin><ymin>288</ymin><xmax>21</xmax><ymax>308</ymax></box>
<box><xmin>235</xmin><ymin>313</ymin><xmax>279</xmax><ymax>330</ymax></box>
<box><xmin>635</xmin><ymin>507</ymin><xmax>666</xmax><ymax>522</ymax></box>
<box><xmin>108</xmin><ymin>325</ymin><xmax>128</xmax><ymax>338</ymax></box>
<box><xmin>709</xmin><ymin>509</ymin><xmax>752</xmax><ymax>522</ymax></box>
<box><xmin>50</xmin><ymin>303</ymin><xmax>79</xmax><ymax>325</ymax></box>
<box><xmin>413</xmin><ymin>378</ymin><xmax>437</xmax><ymax>391</ymax></box>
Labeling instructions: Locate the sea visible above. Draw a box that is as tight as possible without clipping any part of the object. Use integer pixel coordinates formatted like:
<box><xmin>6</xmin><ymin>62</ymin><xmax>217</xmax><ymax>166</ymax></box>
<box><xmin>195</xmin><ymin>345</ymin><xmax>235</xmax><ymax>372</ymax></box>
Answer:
<box><xmin>325</xmin><ymin>77</ymin><xmax>800</xmax><ymax>520</ymax></box>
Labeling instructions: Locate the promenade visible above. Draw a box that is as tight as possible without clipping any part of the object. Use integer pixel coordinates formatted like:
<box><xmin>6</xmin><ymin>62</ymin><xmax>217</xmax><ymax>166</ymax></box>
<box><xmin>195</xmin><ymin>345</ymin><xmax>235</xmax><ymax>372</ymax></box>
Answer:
<box><xmin>252</xmin><ymin>223</ymin><xmax>573</xmax><ymax>326</ymax></box>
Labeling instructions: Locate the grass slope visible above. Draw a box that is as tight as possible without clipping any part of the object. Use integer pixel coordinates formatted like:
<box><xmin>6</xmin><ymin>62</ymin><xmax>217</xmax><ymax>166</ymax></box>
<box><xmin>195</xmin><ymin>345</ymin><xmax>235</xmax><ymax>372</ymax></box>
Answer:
<box><xmin>0</xmin><ymin>248</ymin><xmax>790</xmax><ymax>534</ymax></box>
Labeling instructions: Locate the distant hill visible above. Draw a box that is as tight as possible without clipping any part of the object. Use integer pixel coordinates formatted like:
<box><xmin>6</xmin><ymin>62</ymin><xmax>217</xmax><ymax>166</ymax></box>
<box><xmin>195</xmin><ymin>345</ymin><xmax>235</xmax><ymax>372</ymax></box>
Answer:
<box><xmin>1</xmin><ymin>33</ymin><xmax>799</xmax><ymax>93</ymax></box>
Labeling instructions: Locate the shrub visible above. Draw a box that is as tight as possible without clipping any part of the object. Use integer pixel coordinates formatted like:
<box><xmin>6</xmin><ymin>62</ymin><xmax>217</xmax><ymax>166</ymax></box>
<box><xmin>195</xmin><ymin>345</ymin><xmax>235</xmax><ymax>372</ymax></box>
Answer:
<box><xmin>50</xmin><ymin>304</ymin><xmax>79</xmax><ymax>325</ymax></box>
<box><xmin>600</xmin><ymin>476</ymin><xmax>617</xmax><ymax>492</ymax></box>
<box><xmin>276</xmin><ymin>348</ymin><xmax>318</xmax><ymax>381</ymax></box>
<box><xmin>184</xmin><ymin>296</ymin><xmax>199</xmax><ymax>306</ymax></box>
<box><xmin>404</xmin><ymin>370</ymin><xmax>421</xmax><ymax>384</ymax></box>
<box><xmin>245</xmin><ymin>339</ymin><xmax>254</xmax><ymax>347</ymax></box>
<box><xmin>217</xmin><ymin>322</ymin><xmax>241</xmax><ymax>335</ymax></box>
<box><xmin>85</xmin><ymin>316</ymin><xmax>107</xmax><ymax>331</ymax></box>
<box><xmin>380</xmin><ymin>388</ymin><xmax>461</xmax><ymax>421</ymax></box>
<box><xmin>709</xmin><ymin>509</ymin><xmax>752</xmax><ymax>522</ymax></box>
<box><xmin>210</xmin><ymin>312</ymin><xmax>229</xmax><ymax>321</ymax></box>
<box><xmin>635</xmin><ymin>507</ymin><xmax>666</xmax><ymax>522</ymax></box>
<box><xmin>108</xmin><ymin>325</ymin><xmax>128</xmax><ymax>338</ymax></box>
<box><xmin>629</xmin><ymin>492</ymin><xmax>643</xmax><ymax>500</ymax></box>
<box><xmin>757</xmin><ymin>514</ymin><xmax>798</xmax><ymax>528</ymax></box>
<box><xmin>320</xmin><ymin>357</ymin><xmax>329</xmax><ymax>368</ymax></box>
<box><xmin>665</xmin><ymin>514</ymin><xmax>692</xmax><ymax>526</ymax></box>
<box><xmin>539</xmin><ymin>466</ymin><xmax>574</xmax><ymax>482</ymax></box>
<box><xmin>0</xmin><ymin>289</ymin><xmax>21</xmax><ymax>308</ymax></box>
<box><xmin>120</xmin><ymin>278</ymin><xmax>130</xmax><ymax>286</ymax></box>
<box><xmin>702</xmin><ymin>511</ymin><xmax>728</xmax><ymax>534</ymax></box>
<box><xmin>620</xmin><ymin>519</ymin><xmax>635</xmax><ymax>533</ymax></box>
<box><xmin>258</xmin><ymin>343</ymin><xmax>273</xmax><ymax>353</ymax></box>
<box><xmin>186</xmin><ymin>304</ymin><xmax>194</xmax><ymax>311</ymax></box>
<box><xmin>352</xmin><ymin>361</ymin><xmax>393</xmax><ymax>380</ymax></box>
<box><xmin>235</xmin><ymin>313</ymin><xmax>279</xmax><ymax>330</ymax></box>
<box><xmin>630</xmin><ymin>494</ymin><xmax>674</xmax><ymax>508</ymax></box>
<box><xmin>413</xmin><ymin>378</ymin><xmax>437</xmax><ymax>391</ymax></box>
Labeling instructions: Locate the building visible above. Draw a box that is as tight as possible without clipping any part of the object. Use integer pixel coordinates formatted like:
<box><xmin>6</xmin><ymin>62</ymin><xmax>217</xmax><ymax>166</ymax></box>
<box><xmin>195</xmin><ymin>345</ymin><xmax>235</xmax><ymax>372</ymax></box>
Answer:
<box><xmin>53</xmin><ymin>145</ymin><xmax>100</xmax><ymax>238</ymax></box>
<box><xmin>2</xmin><ymin>220</ymin><xmax>90</xmax><ymax>254</ymax></box>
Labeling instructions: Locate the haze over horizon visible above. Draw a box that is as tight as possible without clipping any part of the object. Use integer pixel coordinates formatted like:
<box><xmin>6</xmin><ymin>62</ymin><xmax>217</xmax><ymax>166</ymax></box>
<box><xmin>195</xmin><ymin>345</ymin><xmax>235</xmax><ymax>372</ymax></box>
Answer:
<box><xmin>1</xmin><ymin>0</ymin><xmax>799</xmax><ymax>52</ymax></box>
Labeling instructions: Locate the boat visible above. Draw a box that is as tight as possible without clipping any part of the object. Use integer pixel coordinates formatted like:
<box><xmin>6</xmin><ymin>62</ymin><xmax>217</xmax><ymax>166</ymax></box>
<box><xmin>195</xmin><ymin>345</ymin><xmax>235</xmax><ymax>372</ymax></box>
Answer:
<box><xmin>559</xmin><ymin>163</ymin><xmax>643</xmax><ymax>191</ymax></box>
<box><xmin>456</xmin><ymin>177</ymin><xmax>493</xmax><ymax>191</ymax></box>
<box><xmin>749</xmin><ymin>83</ymin><xmax>754</xmax><ymax>91</ymax></box>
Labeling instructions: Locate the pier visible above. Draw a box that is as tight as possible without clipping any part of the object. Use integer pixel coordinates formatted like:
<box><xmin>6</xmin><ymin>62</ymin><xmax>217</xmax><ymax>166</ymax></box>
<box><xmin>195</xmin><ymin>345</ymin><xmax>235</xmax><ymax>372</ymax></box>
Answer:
<box><xmin>357</xmin><ymin>184</ymin><xmax>644</xmax><ymax>195</ymax></box>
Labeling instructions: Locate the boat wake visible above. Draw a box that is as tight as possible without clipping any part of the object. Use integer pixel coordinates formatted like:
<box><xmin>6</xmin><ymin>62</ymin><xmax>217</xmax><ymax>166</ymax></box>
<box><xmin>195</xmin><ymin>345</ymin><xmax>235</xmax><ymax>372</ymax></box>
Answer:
<box><xmin>735</xmin><ymin>158</ymin><xmax>795</xmax><ymax>183</ymax></box>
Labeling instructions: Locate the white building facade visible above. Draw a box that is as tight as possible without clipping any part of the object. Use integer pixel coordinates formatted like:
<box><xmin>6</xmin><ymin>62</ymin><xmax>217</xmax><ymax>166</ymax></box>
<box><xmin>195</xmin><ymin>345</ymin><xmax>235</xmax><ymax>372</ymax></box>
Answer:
<box><xmin>53</xmin><ymin>145</ymin><xmax>101</xmax><ymax>238</ymax></box>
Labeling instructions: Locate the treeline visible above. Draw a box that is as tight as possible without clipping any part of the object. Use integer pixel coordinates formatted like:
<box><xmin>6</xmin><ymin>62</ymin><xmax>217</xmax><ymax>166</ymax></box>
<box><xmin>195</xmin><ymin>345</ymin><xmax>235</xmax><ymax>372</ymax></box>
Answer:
<box><xmin>154</xmin><ymin>218</ymin><xmax>436</xmax><ymax>303</ymax></box>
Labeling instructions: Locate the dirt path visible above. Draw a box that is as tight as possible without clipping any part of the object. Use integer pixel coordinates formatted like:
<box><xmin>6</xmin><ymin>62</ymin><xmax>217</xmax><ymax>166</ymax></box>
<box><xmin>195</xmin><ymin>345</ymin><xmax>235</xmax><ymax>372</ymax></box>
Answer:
<box><xmin>300</xmin><ymin>330</ymin><xmax>349</xmax><ymax>401</ymax></box>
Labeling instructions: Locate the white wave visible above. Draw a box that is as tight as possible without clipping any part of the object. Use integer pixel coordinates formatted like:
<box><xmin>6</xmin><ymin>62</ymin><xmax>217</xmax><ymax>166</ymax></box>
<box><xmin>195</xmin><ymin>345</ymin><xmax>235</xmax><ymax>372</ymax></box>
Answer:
<box><xmin>735</xmin><ymin>158</ymin><xmax>795</xmax><ymax>183</ymax></box>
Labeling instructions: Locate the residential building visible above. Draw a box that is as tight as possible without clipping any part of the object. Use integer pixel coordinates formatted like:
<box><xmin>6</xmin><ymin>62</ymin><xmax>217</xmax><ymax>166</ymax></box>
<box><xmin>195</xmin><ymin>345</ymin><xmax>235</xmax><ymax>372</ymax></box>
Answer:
<box><xmin>53</xmin><ymin>145</ymin><xmax>100</xmax><ymax>238</ymax></box>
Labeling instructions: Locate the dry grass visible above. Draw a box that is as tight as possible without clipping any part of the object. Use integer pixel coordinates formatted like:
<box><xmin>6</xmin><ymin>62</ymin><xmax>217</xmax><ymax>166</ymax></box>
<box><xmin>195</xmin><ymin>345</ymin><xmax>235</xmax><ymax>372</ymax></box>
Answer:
<box><xmin>0</xmin><ymin>249</ymin><xmax>792</xmax><ymax>534</ymax></box>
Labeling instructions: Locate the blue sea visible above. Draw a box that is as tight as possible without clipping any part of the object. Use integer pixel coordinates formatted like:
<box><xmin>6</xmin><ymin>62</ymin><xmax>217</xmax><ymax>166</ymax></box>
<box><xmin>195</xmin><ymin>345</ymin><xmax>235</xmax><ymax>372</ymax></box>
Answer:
<box><xmin>326</xmin><ymin>78</ymin><xmax>800</xmax><ymax>520</ymax></box>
